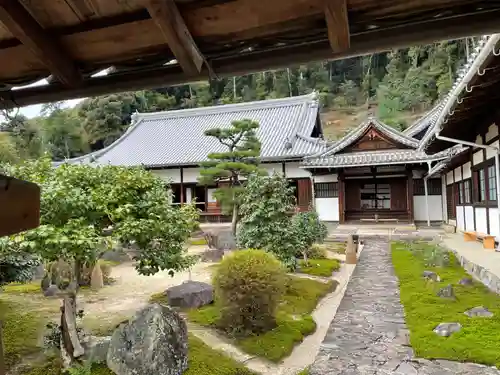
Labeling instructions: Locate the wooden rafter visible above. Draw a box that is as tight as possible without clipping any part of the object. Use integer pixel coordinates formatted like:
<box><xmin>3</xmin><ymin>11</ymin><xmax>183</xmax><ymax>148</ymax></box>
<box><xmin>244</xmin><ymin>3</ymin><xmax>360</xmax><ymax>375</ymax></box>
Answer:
<box><xmin>145</xmin><ymin>0</ymin><xmax>204</xmax><ymax>76</ymax></box>
<box><xmin>324</xmin><ymin>0</ymin><xmax>350</xmax><ymax>52</ymax></box>
<box><xmin>0</xmin><ymin>0</ymin><xmax>81</xmax><ymax>86</ymax></box>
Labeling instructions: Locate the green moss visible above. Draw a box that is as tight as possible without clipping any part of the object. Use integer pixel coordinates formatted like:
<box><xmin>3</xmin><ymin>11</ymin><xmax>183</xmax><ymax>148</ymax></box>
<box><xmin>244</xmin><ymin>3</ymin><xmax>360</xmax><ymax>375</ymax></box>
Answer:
<box><xmin>187</xmin><ymin>276</ymin><xmax>335</xmax><ymax>362</ymax></box>
<box><xmin>297</xmin><ymin>367</ymin><xmax>310</xmax><ymax>375</ymax></box>
<box><xmin>322</xmin><ymin>242</ymin><xmax>346</xmax><ymax>254</ymax></box>
<box><xmin>298</xmin><ymin>258</ymin><xmax>340</xmax><ymax>277</ymax></box>
<box><xmin>391</xmin><ymin>241</ymin><xmax>500</xmax><ymax>368</ymax></box>
<box><xmin>90</xmin><ymin>364</ymin><xmax>114</xmax><ymax>375</ymax></box>
<box><xmin>149</xmin><ymin>292</ymin><xmax>168</xmax><ymax>304</ymax></box>
<box><xmin>3</xmin><ymin>281</ymin><xmax>41</xmax><ymax>294</ymax></box>
<box><xmin>189</xmin><ymin>238</ymin><xmax>208</xmax><ymax>246</ymax></box>
<box><xmin>186</xmin><ymin>335</ymin><xmax>256</xmax><ymax>375</ymax></box>
<box><xmin>0</xmin><ymin>299</ymin><xmax>45</xmax><ymax>369</ymax></box>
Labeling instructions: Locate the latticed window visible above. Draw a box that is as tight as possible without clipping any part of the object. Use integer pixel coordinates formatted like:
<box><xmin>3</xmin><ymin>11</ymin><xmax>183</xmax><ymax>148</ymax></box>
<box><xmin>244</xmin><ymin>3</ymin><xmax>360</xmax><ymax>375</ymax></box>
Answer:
<box><xmin>488</xmin><ymin>165</ymin><xmax>497</xmax><ymax>201</ymax></box>
<box><xmin>314</xmin><ymin>182</ymin><xmax>338</xmax><ymax>198</ymax></box>
<box><xmin>413</xmin><ymin>178</ymin><xmax>442</xmax><ymax>196</ymax></box>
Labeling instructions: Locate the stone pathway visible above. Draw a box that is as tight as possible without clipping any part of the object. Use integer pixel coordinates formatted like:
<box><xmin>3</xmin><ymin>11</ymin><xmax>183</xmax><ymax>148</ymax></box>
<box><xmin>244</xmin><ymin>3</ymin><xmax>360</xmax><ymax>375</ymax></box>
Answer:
<box><xmin>310</xmin><ymin>239</ymin><xmax>500</xmax><ymax>375</ymax></box>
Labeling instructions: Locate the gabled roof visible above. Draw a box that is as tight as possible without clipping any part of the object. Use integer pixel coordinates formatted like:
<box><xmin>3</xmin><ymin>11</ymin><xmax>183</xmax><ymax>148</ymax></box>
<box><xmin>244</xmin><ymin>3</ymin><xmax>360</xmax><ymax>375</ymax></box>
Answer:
<box><xmin>59</xmin><ymin>93</ymin><xmax>329</xmax><ymax>168</ymax></box>
<box><xmin>403</xmin><ymin>103</ymin><xmax>442</xmax><ymax>139</ymax></box>
<box><xmin>309</xmin><ymin>117</ymin><xmax>418</xmax><ymax>159</ymax></box>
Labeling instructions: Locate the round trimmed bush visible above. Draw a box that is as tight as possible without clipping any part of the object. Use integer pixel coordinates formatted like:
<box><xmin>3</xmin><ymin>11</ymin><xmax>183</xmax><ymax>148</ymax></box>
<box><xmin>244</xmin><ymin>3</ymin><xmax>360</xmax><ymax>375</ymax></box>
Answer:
<box><xmin>213</xmin><ymin>249</ymin><xmax>287</xmax><ymax>335</ymax></box>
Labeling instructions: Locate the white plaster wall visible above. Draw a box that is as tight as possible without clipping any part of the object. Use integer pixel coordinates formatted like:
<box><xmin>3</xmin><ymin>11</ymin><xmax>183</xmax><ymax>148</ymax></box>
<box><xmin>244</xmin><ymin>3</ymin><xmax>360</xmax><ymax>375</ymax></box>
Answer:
<box><xmin>315</xmin><ymin>198</ymin><xmax>339</xmax><ymax>221</ymax></box>
<box><xmin>314</xmin><ymin>174</ymin><xmax>338</xmax><ymax>183</ymax></box>
<box><xmin>473</xmin><ymin>150</ymin><xmax>484</xmax><ymax>165</ymax></box>
<box><xmin>263</xmin><ymin>163</ymin><xmax>284</xmax><ymax>175</ymax></box>
<box><xmin>413</xmin><ymin>196</ymin><xmax>443</xmax><ymax>221</ymax></box>
<box><xmin>475</xmin><ymin>207</ymin><xmax>488</xmax><ymax>234</ymax></box>
<box><xmin>183</xmin><ymin>168</ymin><xmax>201</xmax><ymax>183</ymax></box>
<box><xmin>185</xmin><ymin>187</ymin><xmax>192</xmax><ymax>202</ymax></box>
<box><xmin>454</xmin><ymin>167</ymin><xmax>462</xmax><ymax>181</ymax></box>
<box><xmin>489</xmin><ymin>208</ymin><xmax>500</xmax><ymax>240</ymax></box>
<box><xmin>285</xmin><ymin>162</ymin><xmax>311</xmax><ymax>178</ymax></box>
<box><xmin>207</xmin><ymin>188</ymin><xmax>217</xmax><ymax>203</ymax></box>
<box><xmin>446</xmin><ymin>171</ymin><xmax>454</xmax><ymax>184</ymax></box>
<box><xmin>151</xmin><ymin>169</ymin><xmax>181</xmax><ymax>183</ymax></box>
<box><xmin>456</xmin><ymin>207</ymin><xmax>465</xmax><ymax>231</ymax></box>
<box><xmin>486</xmin><ymin>140</ymin><xmax>499</xmax><ymax>160</ymax></box>
<box><xmin>485</xmin><ymin>124</ymin><xmax>498</xmax><ymax>143</ymax></box>
<box><xmin>442</xmin><ymin>175</ymin><xmax>448</xmax><ymax>222</ymax></box>
<box><xmin>475</xmin><ymin>135</ymin><xmax>483</xmax><ymax>145</ymax></box>
<box><xmin>465</xmin><ymin>206</ymin><xmax>474</xmax><ymax>231</ymax></box>
<box><xmin>462</xmin><ymin>162</ymin><xmax>472</xmax><ymax>180</ymax></box>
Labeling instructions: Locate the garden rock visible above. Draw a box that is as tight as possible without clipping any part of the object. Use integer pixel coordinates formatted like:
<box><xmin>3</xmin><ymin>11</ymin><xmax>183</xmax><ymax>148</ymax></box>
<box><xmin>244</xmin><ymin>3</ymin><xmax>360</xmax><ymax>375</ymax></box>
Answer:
<box><xmin>458</xmin><ymin>277</ymin><xmax>473</xmax><ymax>286</ymax></box>
<box><xmin>91</xmin><ymin>262</ymin><xmax>104</xmax><ymax>290</ymax></box>
<box><xmin>41</xmin><ymin>275</ymin><xmax>51</xmax><ymax>292</ymax></box>
<box><xmin>166</xmin><ymin>281</ymin><xmax>214</xmax><ymax>308</ymax></box>
<box><xmin>422</xmin><ymin>270</ymin><xmax>440</xmax><ymax>282</ymax></box>
<box><xmin>215</xmin><ymin>229</ymin><xmax>236</xmax><ymax>250</ymax></box>
<box><xmin>82</xmin><ymin>335</ymin><xmax>111</xmax><ymax>364</ymax></box>
<box><xmin>464</xmin><ymin>306</ymin><xmax>494</xmax><ymax>318</ymax></box>
<box><xmin>107</xmin><ymin>304</ymin><xmax>188</xmax><ymax>375</ymax></box>
<box><xmin>437</xmin><ymin>284</ymin><xmax>455</xmax><ymax>299</ymax></box>
<box><xmin>433</xmin><ymin>322</ymin><xmax>461</xmax><ymax>337</ymax></box>
<box><xmin>200</xmin><ymin>248</ymin><xmax>224</xmax><ymax>263</ymax></box>
<box><xmin>43</xmin><ymin>284</ymin><xmax>61</xmax><ymax>297</ymax></box>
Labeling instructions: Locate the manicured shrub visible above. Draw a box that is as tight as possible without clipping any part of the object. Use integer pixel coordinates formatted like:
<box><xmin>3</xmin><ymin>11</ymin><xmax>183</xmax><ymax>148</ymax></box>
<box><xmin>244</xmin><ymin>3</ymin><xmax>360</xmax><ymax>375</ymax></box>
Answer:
<box><xmin>292</xmin><ymin>211</ymin><xmax>328</xmax><ymax>261</ymax></box>
<box><xmin>305</xmin><ymin>244</ymin><xmax>328</xmax><ymax>259</ymax></box>
<box><xmin>213</xmin><ymin>249</ymin><xmax>287</xmax><ymax>335</ymax></box>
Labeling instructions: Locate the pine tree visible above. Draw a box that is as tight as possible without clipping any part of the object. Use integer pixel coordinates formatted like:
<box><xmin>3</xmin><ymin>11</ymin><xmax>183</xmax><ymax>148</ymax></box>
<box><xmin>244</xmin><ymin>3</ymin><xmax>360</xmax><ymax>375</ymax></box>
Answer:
<box><xmin>199</xmin><ymin>119</ymin><xmax>266</xmax><ymax>235</ymax></box>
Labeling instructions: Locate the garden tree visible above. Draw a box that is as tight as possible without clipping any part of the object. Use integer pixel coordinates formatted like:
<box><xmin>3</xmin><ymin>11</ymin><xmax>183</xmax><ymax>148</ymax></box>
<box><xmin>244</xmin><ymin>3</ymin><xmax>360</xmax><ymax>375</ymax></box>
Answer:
<box><xmin>0</xmin><ymin>132</ymin><xmax>20</xmax><ymax>164</ymax></box>
<box><xmin>237</xmin><ymin>173</ymin><xmax>300</xmax><ymax>267</ymax></box>
<box><xmin>291</xmin><ymin>211</ymin><xmax>328</xmax><ymax>263</ymax></box>
<box><xmin>199</xmin><ymin>119</ymin><xmax>265</xmax><ymax>235</ymax></box>
<box><xmin>1</xmin><ymin>157</ymin><xmax>199</xmax><ymax>365</ymax></box>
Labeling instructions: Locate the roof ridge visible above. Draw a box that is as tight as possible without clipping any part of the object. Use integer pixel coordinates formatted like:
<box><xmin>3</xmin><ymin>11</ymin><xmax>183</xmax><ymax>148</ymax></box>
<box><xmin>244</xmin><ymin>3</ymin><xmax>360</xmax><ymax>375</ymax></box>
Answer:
<box><xmin>134</xmin><ymin>92</ymin><xmax>318</xmax><ymax>122</ymax></box>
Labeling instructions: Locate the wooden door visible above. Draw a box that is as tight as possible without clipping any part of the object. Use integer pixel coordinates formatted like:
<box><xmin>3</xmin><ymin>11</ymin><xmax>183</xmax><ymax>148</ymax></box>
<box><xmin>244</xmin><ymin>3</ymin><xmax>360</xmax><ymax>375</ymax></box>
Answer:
<box><xmin>390</xmin><ymin>179</ymin><xmax>407</xmax><ymax>211</ymax></box>
<box><xmin>297</xmin><ymin>179</ymin><xmax>312</xmax><ymax>211</ymax></box>
<box><xmin>345</xmin><ymin>180</ymin><xmax>360</xmax><ymax>211</ymax></box>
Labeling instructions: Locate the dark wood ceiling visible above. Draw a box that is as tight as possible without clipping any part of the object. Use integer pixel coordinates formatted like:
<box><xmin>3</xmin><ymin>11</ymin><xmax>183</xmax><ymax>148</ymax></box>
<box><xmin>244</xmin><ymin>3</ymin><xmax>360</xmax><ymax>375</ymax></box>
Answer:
<box><xmin>1</xmin><ymin>0</ymin><xmax>500</xmax><ymax>109</ymax></box>
<box><xmin>426</xmin><ymin>49</ymin><xmax>500</xmax><ymax>153</ymax></box>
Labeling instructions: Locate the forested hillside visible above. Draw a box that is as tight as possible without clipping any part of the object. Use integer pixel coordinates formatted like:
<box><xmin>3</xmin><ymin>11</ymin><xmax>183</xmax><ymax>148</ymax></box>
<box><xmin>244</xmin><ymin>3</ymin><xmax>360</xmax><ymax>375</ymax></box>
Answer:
<box><xmin>0</xmin><ymin>38</ymin><xmax>477</xmax><ymax>163</ymax></box>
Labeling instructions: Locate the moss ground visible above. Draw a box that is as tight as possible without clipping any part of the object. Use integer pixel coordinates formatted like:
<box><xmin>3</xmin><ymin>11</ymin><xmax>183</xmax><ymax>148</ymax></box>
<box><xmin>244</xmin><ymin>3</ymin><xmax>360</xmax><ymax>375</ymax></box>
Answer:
<box><xmin>391</xmin><ymin>241</ymin><xmax>500</xmax><ymax>368</ymax></box>
<box><xmin>186</xmin><ymin>276</ymin><xmax>337</xmax><ymax>362</ymax></box>
<box><xmin>298</xmin><ymin>258</ymin><xmax>340</xmax><ymax>277</ymax></box>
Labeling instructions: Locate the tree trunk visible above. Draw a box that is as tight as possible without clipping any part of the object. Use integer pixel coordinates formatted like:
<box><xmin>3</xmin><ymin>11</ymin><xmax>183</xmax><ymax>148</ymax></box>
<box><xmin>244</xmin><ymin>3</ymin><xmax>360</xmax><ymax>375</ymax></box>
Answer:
<box><xmin>60</xmin><ymin>294</ymin><xmax>84</xmax><ymax>368</ymax></box>
<box><xmin>74</xmin><ymin>259</ymin><xmax>83</xmax><ymax>289</ymax></box>
<box><xmin>231</xmin><ymin>204</ymin><xmax>238</xmax><ymax>236</ymax></box>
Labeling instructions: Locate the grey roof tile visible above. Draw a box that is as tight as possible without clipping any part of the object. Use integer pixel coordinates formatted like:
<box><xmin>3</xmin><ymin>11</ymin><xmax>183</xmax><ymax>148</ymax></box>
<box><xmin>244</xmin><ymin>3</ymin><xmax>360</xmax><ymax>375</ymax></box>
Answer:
<box><xmin>60</xmin><ymin>93</ymin><xmax>329</xmax><ymax>167</ymax></box>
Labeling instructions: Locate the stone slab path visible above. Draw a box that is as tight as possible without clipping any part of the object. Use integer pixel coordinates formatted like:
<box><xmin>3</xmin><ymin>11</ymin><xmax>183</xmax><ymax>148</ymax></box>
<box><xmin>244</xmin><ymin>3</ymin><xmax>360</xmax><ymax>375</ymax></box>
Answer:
<box><xmin>310</xmin><ymin>239</ymin><xmax>500</xmax><ymax>375</ymax></box>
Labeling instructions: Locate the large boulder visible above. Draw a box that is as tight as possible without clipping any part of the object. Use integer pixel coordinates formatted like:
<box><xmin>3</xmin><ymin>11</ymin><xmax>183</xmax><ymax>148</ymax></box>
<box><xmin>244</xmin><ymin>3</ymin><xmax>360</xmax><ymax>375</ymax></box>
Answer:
<box><xmin>82</xmin><ymin>335</ymin><xmax>111</xmax><ymax>364</ymax></box>
<box><xmin>437</xmin><ymin>284</ymin><xmax>455</xmax><ymax>299</ymax></box>
<box><xmin>433</xmin><ymin>322</ymin><xmax>461</xmax><ymax>337</ymax></box>
<box><xmin>200</xmin><ymin>248</ymin><xmax>224</xmax><ymax>263</ymax></box>
<box><xmin>107</xmin><ymin>304</ymin><xmax>188</xmax><ymax>375</ymax></box>
<box><xmin>464</xmin><ymin>306</ymin><xmax>494</xmax><ymax>318</ymax></box>
<box><xmin>166</xmin><ymin>281</ymin><xmax>214</xmax><ymax>309</ymax></box>
<box><xmin>422</xmin><ymin>270</ymin><xmax>440</xmax><ymax>282</ymax></box>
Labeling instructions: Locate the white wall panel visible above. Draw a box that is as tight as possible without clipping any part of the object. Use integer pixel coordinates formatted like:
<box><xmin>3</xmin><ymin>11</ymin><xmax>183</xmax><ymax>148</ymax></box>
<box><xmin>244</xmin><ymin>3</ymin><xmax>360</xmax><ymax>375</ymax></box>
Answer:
<box><xmin>454</xmin><ymin>167</ymin><xmax>462</xmax><ymax>181</ymax></box>
<box><xmin>489</xmin><ymin>208</ymin><xmax>500</xmax><ymax>241</ymax></box>
<box><xmin>413</xmin><ymin>196</ymin><xmax>443</xmax><ymax>221</ymax></box>
<box><xmin>285</xmin><ymin>162</ymin><xmax>311</xmax><ymax>178</ymax></box>
<box><xmin>183</xmin><ymin>168</ymin><xmax>201</xmax><ymax>183</ymax></box>
<box><xmin>442</xmin><ymin>176</ymin><xmax>447</xmax><ymax>222</ymax></box>
<box><xmin>151</xmin><ymin>169</ymin><xmax>181</xmax><ymax>183</ymax></box>
<box><xmin>475</xmin><ymin>135</ymin><xmax>483</xmax><ymax>145</ymax></box>
<box><xmin>315</xmin><ymin>198</ymin><xmax>339</xmax><ymax>221</ymax></box>
<box><xmin>473</xmin><ymin>150</ymin><xmax>484</xmax><ymax>165</ymax></box>
<box><xmin>462</xmin><ymin>162</ymin><xmax>472</xmax><ymax>180</ymax></box>
<box><xmin>185</xmin><ymin>187</ymin><xmax>192</xmax><ymax>202</ymax></box>
<box><xmin>456</xmin><ymin>207</ymin><xmax>465</xmax><ymax>231</ymax></box>
<box><xmin>464</xmin><ymin>206</ymin><xmax>474</xmax><ymax>231</ymax></box>
<box><xmin>486</xmin><ymin>140</ymin><xmax>499</xmax><ymax>160</ymax></box>
<box><xmin>485</xmin><ymin>123</ymin><xmax>498</xmax><ymax>143</ymax></box>
<box><xmin>263</xmin><ymin>163</ymin><xmax>283</xmax><ymax>175</ymax></box>
<box><xmin>475</xmin><ymin>207</ymin><xmax>488</xmax><ymax>234</ymax></box>
<box><xmin>446</xmin><ymin>171</ymin><xmax>454</xmax><ymax>184</ymax></box>
<box><xmin>314</xmin><ymin>174</ymin><xmax>338</xmax><ymax>183</ymax></box>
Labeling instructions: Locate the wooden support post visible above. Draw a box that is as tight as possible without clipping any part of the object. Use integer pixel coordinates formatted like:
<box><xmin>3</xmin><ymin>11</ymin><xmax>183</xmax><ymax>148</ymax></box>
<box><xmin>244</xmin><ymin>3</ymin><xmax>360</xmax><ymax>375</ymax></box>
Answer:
<box><xmin>345</xmin><ymin>234</ymin><xmax>357</xmax><ymax>264</ymax></box>
<box><xmin>180</xmin><ymin>167</ymin><xmax>184</xmax><ymax>204</ymax></box>
<box><xmin>324</xmin><ymin>0</ymin><xmax>350</xmax><ymax>52</ymax></box>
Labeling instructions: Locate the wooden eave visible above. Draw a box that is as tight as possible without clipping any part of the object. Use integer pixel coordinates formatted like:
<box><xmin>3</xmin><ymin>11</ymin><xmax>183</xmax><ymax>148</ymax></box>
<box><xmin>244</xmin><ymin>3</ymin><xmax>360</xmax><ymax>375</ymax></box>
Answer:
<box><xmin>0</xmin><ymin>0</ymin><xmax>500</xmax><ymax>108</ymax></box>
<box><xmin>427</xmin><ymin>54</ymin><xmax>500</xmax><ymax>153</ymax></box>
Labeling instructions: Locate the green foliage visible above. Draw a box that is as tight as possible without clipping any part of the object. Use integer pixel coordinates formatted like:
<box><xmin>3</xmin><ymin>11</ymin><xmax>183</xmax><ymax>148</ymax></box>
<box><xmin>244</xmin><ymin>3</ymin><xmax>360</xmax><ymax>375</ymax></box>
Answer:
<box><xmin>297</xmin><ymin>259</ymin><xmax>340</xmax><ymax>277</ymax></box>
<box><xmin>306</xmin><ymin>244</ymin><xmax>328</xmax><ymax>259</ymax></box>
<box><xmin>0</xmin><ymin>132</ymin><xmax>20</xmax><ymax>163</ymax></box>
<box><xmin>2</xmin><ymin>281</ymin><xmax>41</xmax><ymax>294</ymax></box>
<box><xmin>188</xmin><ymin>275</ymin><xmax>335</xmax><ymax>362</ymax></box>
<box><xmin>406</xmin><ymin>241</ymin><xmax>450</xmax><ymax>267</ymax></box>
<box><xmin>188</xmin><ymin>238</ymin><xmax>208</xmax><ymax>246</ymax></box>
<box><xmin>298</xmin><ymin>368</ymin><xmax>310</xmax><ymax>375</ymax></box>
<box><xmin>392</xmin><ymin>242</ymin><xmax>500</xmax><ymax>367</ymax></box>
<box><xmin>292</xmin><ymin>211</ymin><xmax>328</xmax><ymax>259</ymax></box>
<box><xmin>213</xmin><ymin>249</ymin><xmax>287</xmax><ymax>334</ymax></box>
<box><xmin>0</xmin><ymin>248</ymin><xmax>41</xmax><ymax>285</ymax></box>
<box><xmin>237</xmin><ymin>174</ymin><xmax>299</xmax><ymax>266</ymax></box>
<box><xmin>1</xmin><ymin>158</ymin><xmax>199</xmax><ymax>278</ymax></box>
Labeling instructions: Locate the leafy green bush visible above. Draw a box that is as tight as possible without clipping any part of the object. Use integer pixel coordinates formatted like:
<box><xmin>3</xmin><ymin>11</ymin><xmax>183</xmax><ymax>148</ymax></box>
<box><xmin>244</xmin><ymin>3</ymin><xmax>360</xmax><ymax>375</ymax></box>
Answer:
<box><xmin>304</xmin><ymin>244</ymin><xmax>327</xmax><ymax>259</ymax></box>
<box><xmin>0</xmin><ymin>247</ymin><xmax>41</xmax><ymax>285</ymax></box>
<box><xmin>298</xmin><ymin>259</ymin><xmax>341</xmax><ymax>277</ymax></box>
<box><xmin>213</xmin><ymin>249</ymin><xmax>287</xmax><ymax>335</ymax></box>
<box><xmin>237</xmin><ymin>174</ymin><xmax>299</xmax><ymax>267</ymax></box>
<box><xmin>292</xmin><ymin>211</ymin><xmax>328</xmax><ymax>261</ymax></box>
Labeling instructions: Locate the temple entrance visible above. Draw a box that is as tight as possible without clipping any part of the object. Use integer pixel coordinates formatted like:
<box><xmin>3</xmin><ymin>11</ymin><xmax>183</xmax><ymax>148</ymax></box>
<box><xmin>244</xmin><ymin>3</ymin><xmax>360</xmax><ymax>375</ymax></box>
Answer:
<box><xmin>344</xmin><ymin>177</ymin><xmax>409</xmax><ymax>222</ymax></box>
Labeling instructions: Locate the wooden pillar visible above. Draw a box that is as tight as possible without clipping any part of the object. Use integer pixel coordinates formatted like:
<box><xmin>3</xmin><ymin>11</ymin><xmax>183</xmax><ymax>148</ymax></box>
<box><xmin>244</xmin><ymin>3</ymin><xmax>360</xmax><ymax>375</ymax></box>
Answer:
<box><xmin>338</xmin><ymin>170</ymin><xmax>345</xmax><ymax>223</ymax></box>
<box><xmin>180</xmin><ymin>167</ymin><xmax>184</xmax><ymax>204</ymax></box>
<box><xmin>406</xmin><ymin>168</ymin><xmax>414</xmax><ymax>223</ymax></box>
<box><xmin>204</xmin><ymin>185</ymin><xmax>208</xmax><ymax>212</ymax></box>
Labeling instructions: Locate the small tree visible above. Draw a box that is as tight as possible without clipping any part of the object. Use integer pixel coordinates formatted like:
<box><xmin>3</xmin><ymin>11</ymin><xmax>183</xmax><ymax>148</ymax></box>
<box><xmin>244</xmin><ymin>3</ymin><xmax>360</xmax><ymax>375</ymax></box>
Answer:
<box><xmin>199</xmin><ymin>119</ymin><xmax>265</xmax><ymax>235</ymax></box>
<box><xmin>237</xmin><ymin>173</ymin><xmax>299</xmax><ymax>267</ymax></box>
<box><xmin>291</xmin><ymin>211</ymin><xmax>328</xmax><ymax>263</ymax></box>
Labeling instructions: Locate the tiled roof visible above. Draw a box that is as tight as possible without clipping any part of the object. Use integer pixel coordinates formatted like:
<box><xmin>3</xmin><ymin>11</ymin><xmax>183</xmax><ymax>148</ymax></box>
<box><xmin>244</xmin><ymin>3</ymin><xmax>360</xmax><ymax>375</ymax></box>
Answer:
<box><xmin>309</xmin><ymin>117</ymin><xmax>419</xmax><ymax>159</ymax></box>
<box><xmin>59</xmin><ymin>93</ymin><xmax>328</xmax><ymax>167</ymax></box>
<box><xmin>403</xmin><ymin>104</ymin><xmax>442</xmax><ymax>139</ymax></box>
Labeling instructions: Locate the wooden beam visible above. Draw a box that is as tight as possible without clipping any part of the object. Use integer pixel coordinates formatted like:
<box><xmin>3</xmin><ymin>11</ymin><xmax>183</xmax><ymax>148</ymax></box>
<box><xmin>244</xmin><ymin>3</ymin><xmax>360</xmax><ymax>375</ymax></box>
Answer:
<box><xmin>324</xmin><ymin>0</ymin><xmax>350</xmax><ymax>52</ymax></box>
<box><xmin>146</xmin><ymin>0</ymin><xmax>204</xmax><ymax>76</ymax></box>
<box><xmin>0</xmin><ymin>0</ymin><xmax>81</xmax><ymax>86</ymax></box>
